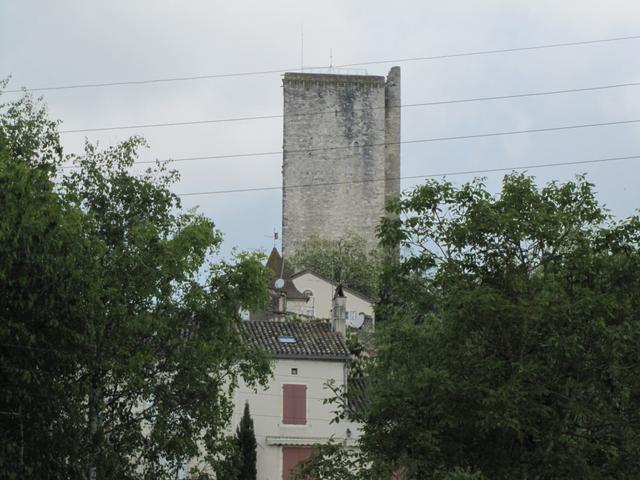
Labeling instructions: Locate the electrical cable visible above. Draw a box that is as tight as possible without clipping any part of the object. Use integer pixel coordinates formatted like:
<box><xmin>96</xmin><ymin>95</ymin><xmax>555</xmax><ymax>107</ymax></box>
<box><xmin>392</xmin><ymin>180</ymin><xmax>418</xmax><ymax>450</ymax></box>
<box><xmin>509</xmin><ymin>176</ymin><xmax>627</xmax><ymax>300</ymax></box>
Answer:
<box><xmin>60</xmin><ymin>118</ymin><xmax>640</xmax><ymax>170</ymax></box>
<box><xmin>57</xmin><ymin>80</ymin><xmax>640</xmax><ymax>134</ymax></box>
<box><xmin>174</xmin><ymin>154</ymin><xmax>640</xmax><ymax>197</ymax></box>
<box><xmin>173</xmin><ymin>154</ymin><xmax>640</xmax><ymax>197</ymax></box>
<box><xmin>6</xmin><ymin>34</ymin><xmax>640</xmax><ymax>93</ymax></box>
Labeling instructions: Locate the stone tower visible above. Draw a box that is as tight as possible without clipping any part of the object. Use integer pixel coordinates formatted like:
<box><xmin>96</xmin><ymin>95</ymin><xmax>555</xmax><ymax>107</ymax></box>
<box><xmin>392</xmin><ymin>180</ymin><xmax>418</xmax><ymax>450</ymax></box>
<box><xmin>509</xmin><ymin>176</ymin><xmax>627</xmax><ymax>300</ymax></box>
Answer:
<box><xmin>281</xmin><ymin>67</ymin><xmax>401</xmax><ymax>259</ymax></box>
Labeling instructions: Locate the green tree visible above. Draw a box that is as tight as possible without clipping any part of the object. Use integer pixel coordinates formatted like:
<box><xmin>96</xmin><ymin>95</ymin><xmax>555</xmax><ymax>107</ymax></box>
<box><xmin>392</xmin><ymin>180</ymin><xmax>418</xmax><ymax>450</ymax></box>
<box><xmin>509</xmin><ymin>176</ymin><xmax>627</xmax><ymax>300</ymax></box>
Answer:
<box><xmin>294</xmin><ymin>443</ymin><xmax>486</xmax><ymax>480</ymax></box>
<box><xmin>0</xmin><ymin>92</ymin><xmax>272</xmax><ymax>479</ymax></box>
<box><xmin>293</xmin><ymin>441</ymin><xmax>368</xmax><ymax>480</ymax></box>
<box><xmin>0</xmin><ymin>91</ymin><xmax>90</xmax><ymax>479</ymax></box>
<box><xmin>236</xmin><ymin>402</ymin><xmax>257</xmax><ymax>480</ymax></box>
<box><xmin>289</xmin><ymin>232</ymin><xmax>381</xmax><ymax>299</ymax></box>
<box><xmin>363</xmin><ymin>174</ymin><xmax>640</xmax><ymax>478</ymax></box>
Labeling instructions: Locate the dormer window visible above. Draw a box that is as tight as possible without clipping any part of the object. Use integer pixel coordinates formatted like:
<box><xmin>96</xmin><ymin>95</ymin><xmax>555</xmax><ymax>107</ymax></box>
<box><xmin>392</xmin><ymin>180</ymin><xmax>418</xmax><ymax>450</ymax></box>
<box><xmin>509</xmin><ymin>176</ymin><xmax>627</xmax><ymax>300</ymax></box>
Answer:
<box><xmin>278</xmin><ymin>336</ymin><xmax>297</xmax><ymax>344</ymax></box>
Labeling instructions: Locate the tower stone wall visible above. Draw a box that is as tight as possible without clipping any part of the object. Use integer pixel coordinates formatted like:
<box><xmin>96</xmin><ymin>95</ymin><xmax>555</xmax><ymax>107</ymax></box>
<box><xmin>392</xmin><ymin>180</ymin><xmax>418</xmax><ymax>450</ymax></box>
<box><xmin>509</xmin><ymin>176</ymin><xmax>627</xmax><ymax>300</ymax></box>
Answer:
<box><xmin>281</xmin><ymin>67</ymin><xmax>401</xmax><ymax>259</ymax></box>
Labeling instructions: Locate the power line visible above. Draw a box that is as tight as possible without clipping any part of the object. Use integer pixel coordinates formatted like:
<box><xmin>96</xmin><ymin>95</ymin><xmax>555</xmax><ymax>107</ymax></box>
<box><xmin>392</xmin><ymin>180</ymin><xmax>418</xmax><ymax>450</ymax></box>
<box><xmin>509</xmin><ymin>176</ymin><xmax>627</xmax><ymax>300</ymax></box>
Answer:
<box><xmin>175</xmin><ymin>154</ymin><xmax>640</xmax><ymax>197</ymax></box>
<box><xmin>6</xmin><ymin>34</ymin><xmax>640</xmax><ymax>93</ymax></box>
<box><xmin>0</xmin><ymin>384</ymin><xmax>343</xmax><ymax>422</ymax></box>
<box><xmin>60</xmin><ymin>117</ymin><xmax>640</xmax><ymax>169</ymax></box>
<box><xmin>0</xmin><ymin>411</ymin><xmax>21</xmax><ymax>417</ymax></box>
<box><xmin>1</xmin><ymin>343</ymin><xmax>354</xmax><ymax>383</ymax></box>
<box><xmin>337</xmin><ymin>34</ymin><xmax>640</xmax><ymax>67</ymax></box>
<box><xmin>0</xmin><ymin>341</ymin><xmax>357</xmax><ymax>382</ymax></box>
<box><xmin>58</xmin><ymin>80</ymin><xmax>640</xmax><ymax>134</ymax></box>
<box><xmin>61</xmin><ymin>113</ymin><xmax>283</xmax><ymax>134</ymax></box>
<box><xmin>0</xmin><ymin>366</ymin><xmax>340</xmax><ymax>402</ymax></box>
<box><xmin>0</xmin><ymin>384</ymin><xmax>348</xmax><ymax>424</ymax></box>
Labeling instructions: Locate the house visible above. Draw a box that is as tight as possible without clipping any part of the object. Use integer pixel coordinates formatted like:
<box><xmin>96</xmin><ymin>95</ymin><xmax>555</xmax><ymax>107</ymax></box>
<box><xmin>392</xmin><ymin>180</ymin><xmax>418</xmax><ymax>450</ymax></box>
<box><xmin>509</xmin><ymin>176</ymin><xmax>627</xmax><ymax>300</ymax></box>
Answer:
<box><xmin>252</xmin><ymin>248</ymin><xmax>375</xmax><ymax>329</ymax></box>
<box><xmin>227</xmin><ymin>248</ymin><xmax>373</xmax><ymax>479</ymax></box>
<box><xmin>233</xmin><ymin>317</ymin><xmax>362</xmax><ymax>480</ymax></box>
<box><xmin>290</xmin><ymin>270</ymin><xmax>374</xmax><ymax>326</ymax></box>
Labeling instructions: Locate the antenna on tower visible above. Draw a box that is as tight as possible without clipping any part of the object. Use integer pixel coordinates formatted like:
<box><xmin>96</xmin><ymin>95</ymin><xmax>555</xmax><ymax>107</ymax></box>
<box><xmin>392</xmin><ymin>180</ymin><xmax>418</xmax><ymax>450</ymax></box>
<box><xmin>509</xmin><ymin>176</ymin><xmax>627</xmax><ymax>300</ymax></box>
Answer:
<box><xmin>263</xmin><ymin>229</ymin><xmax>279</xmax><ymax>248</ymax></box>
<box><xmin>300</xmin><ymin>22</ymin><xmax>304</xmax><ymax>72</ymax></box>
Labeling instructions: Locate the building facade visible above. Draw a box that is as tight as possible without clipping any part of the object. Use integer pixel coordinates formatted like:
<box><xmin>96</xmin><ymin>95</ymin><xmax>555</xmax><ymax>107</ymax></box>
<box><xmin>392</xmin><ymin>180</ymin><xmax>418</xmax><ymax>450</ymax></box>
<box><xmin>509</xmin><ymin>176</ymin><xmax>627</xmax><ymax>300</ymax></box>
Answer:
<box><xmin>291</xmin><ymin>270</ymin><xmax>374</xmax><ymax>323</ymax></box>
<box><xmin>233</xmin><ymin>320</ymin><xmax>362</xmax><ymax>480</ymax></box>
<box><xmin>251</xmin><ymin>248</ymin><xmax>375</xmax><ymax>328</ymax></box>
<box><xmin>281</xmin><ymin>68</ymin><xmax>401</xmax><ymax>259</ymax></box>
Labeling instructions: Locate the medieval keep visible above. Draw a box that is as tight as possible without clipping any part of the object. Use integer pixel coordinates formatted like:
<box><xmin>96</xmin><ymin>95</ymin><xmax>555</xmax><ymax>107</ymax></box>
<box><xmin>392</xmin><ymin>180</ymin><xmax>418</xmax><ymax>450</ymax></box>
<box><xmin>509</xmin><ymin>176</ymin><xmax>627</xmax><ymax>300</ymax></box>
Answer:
<box><xmin>281</xmin><ymin>67</ymin><xmax>401</xmax><ymax>259</ymax></box>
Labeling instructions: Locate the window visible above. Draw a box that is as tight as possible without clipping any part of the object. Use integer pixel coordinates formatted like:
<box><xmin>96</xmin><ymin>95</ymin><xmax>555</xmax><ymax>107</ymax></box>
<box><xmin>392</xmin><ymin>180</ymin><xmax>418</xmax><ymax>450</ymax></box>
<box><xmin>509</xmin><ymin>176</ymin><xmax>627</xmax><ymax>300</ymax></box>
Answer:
<box><xmin>301</xmin><ymin>289</ymin><xmax>315</xmax><ymax>317</ymax></box>
<box><xmin>278</xmin><ymin>336</ymin><xmax>297</xmax><ymax>344</ymax></box>
<box><xmin>282</xmin><ymin>447</ymin><xmax>316</xmax><ymax>480</ymax></box>
<box><xmin>282</xmin><ymin>384</ymin><xmax>306</xmax><ymax>425</ymax></box>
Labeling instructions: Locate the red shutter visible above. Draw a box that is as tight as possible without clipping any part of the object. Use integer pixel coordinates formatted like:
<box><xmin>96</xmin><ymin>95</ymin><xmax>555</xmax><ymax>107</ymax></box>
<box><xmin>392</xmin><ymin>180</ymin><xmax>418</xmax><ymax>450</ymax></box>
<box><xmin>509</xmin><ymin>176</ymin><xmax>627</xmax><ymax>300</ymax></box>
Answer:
<box><xmin>282</xmin><ymin>447</ymin><xmax>315</xmax><ymax>480</ymax></box>
<box><xmin>282</xmin><ymin>384</ymin><xmax>306</xmax><ymax>425</ymax></box>
<box><xmin>294</xmin><ymin>384</ymin><xmax>306</xmax><ymax>424</ymax></box>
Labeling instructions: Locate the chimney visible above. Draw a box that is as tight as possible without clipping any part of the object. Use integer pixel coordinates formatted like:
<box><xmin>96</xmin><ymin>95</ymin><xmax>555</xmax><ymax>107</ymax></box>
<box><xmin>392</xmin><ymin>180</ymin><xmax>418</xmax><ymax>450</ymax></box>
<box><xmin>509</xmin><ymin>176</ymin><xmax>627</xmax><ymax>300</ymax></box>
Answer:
<box><xmin>332</xmin><ymin>284</ymin><xmax>347</xmax><ymax>336</ymax></box>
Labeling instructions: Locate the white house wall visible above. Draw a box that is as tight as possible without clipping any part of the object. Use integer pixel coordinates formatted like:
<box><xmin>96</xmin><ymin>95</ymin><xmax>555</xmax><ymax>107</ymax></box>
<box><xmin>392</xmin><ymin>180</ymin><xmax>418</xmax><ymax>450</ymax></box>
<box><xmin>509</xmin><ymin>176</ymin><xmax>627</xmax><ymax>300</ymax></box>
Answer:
<box><xmin>232</xmin><ymin>358</ymin><xmax>361</xmax><ymax>480</ymax></box>
<box><xmin>283</xmin><ymin>298</ymin><xmax>308</xmax><ymax>316</ymax></box>
<box><xmin>292</xmin><ymin>272</ymin><xmax>374</xmax><ymax>321</ymax></box>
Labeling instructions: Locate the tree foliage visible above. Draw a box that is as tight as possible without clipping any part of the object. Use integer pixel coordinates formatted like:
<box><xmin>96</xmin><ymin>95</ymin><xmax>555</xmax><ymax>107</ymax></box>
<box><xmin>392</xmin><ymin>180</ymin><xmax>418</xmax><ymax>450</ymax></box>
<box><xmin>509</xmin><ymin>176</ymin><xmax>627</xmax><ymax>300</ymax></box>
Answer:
<box><xmin>293</xmin><ymin>441</ymin><xmax>368</xmax><ymax>480</ymax></box>
<box><xmin>289</xmin><ymin>232</ymin><xmax>382</xmax><ymax>299</ymax></box>
<box><xmin>0</xmin><ymin>93</ymin><xmax>272</xmax><ymax>479</ymax></box>
<box><xmin>300</xmin><ymin>174</ymin><xmax>640</xmax><ymax>479</ymax></box>
<box><xmin>364</xmin><ymin>174</ymin><xmax>640</xmax><ymax>478</ymax></box>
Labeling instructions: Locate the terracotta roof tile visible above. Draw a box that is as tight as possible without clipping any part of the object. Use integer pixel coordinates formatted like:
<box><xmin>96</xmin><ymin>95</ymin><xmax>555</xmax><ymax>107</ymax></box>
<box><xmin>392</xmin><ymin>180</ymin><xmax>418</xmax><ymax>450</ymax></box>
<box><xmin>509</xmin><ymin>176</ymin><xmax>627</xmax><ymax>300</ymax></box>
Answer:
<box><xmin>347</xmin><ymin>376</ymin><xmax>368</xmax><ymax>417</ymax></box>
<box><xmin>239</xmin><ymin>320</ymin><xmax>350</xmax><ymax>361</ymax></box>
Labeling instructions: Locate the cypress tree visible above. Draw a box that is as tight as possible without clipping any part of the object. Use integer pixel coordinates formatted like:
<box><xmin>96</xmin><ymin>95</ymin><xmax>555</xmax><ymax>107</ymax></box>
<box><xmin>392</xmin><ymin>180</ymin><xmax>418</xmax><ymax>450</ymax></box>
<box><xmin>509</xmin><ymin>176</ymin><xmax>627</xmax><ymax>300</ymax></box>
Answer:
<box><xmin>236</xmin><ymin>401</ymin><xmax>257</xmax><ymax>480</ymax></box>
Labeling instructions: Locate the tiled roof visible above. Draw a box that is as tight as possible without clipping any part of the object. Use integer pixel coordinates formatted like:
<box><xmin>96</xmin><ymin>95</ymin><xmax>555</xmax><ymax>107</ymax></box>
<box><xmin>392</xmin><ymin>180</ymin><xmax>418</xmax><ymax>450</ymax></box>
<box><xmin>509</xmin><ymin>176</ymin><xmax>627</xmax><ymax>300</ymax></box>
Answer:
<box><xmin>266</xmin><ymin>248</ymin><xmax>308</xmax><ymax>300</ymax></box>
<box><xmin>347</xmin><ymin>376</ymin><xmax>368</xmax><ymax>417</ymax></box>
<box><xmin>239</xmin><ymin>320</ymin><xmax>350</xmax><ymax>361</ymax></box>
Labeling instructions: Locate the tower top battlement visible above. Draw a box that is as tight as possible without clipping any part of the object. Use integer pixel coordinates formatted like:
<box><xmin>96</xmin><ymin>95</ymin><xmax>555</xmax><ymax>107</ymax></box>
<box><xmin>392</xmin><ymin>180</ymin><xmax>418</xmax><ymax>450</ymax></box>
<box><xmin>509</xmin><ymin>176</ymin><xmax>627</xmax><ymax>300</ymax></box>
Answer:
<box><xmin>283</xmin><ymin>72</ymin><xmax>386</xmax><ymax>87</ymax></box>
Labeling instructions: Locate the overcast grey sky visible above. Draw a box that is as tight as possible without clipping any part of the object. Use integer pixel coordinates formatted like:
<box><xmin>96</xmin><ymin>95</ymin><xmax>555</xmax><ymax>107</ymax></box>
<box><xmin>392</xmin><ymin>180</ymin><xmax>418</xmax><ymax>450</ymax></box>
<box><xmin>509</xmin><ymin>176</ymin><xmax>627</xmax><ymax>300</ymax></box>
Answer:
<box><xmin>2</xmin><ymin>1</ymin><xmax>639</xmax><ymax>256</ymax></box>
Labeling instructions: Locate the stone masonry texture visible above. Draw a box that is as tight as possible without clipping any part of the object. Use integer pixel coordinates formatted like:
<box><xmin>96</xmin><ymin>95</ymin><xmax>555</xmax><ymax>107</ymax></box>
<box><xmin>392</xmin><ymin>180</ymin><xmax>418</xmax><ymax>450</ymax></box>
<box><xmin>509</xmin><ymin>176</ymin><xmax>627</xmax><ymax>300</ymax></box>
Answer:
<box><xmin>281</xmin><ymin>67</ymin><xmax>401</xmax><ymax>259</ymax></box>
